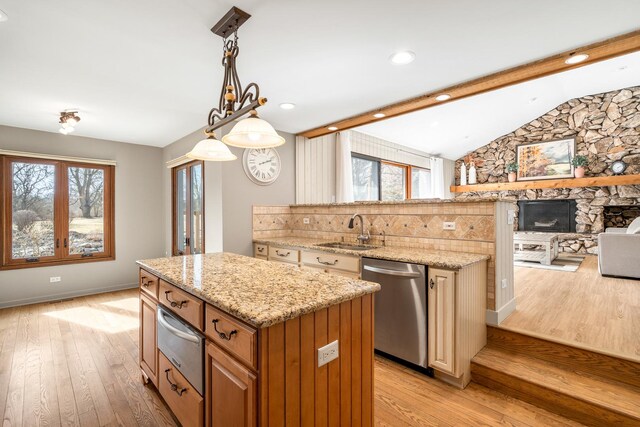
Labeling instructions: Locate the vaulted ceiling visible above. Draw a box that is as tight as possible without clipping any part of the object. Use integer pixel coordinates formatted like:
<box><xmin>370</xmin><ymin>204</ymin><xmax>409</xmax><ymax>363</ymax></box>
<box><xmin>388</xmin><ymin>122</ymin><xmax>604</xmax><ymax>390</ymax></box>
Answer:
<box><xmin>0</xmin><ymin>0</ymin><xmax>639</xmax><ymax>147</ymax></box>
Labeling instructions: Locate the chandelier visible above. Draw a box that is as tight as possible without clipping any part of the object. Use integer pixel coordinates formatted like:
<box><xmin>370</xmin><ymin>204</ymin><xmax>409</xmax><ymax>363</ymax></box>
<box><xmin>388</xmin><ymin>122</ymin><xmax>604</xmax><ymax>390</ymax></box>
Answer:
<box><xmin>187</xmin><ymin>7</ymin><xmax>284</xmax><ymax>162</ymax></box>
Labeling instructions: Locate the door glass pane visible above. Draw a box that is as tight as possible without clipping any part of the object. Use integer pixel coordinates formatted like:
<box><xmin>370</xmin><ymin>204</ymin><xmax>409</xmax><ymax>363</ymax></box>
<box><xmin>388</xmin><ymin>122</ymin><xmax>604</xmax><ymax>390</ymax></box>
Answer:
<box><xmin>381</xmin><ymin>163</ymin><xmax>406</xmax><ymax>201</ymax></box>
<box><xmin>411</xmin><ymin>168</ymin><xmax>431</xmax><ymax>199</ymax></box>
<box><xmin>352</xmin><ymin>156</ymin><xmax>380</xmax><ymax>201</ymax></box>
<box><xmin>176</xmin><ymin>168</ymin><xmax>187</xmax><ymax>254</ymax></box>
<box><xmin>68</xmin><ymin>167</ymin><xmax>105</xmax><ymax>254</ymax></box>
<box><xmin>190</xmin><ymin>164</ymin><xmax>203</xmax><ymax>254</ymax></box>
<box><xmin>11</xmin><ymin>162</ymin><xmax>56</xmax><ymax>259</ymax></box>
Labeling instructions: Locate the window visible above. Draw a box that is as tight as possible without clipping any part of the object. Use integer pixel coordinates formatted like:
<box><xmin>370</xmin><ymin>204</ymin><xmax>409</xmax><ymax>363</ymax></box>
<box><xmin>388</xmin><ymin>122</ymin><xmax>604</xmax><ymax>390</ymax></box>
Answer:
<box><xmin>1</xmin><ymin>156</ymin><xmax>115</xmax><ymax>269</ymax></box>
<box><xmin>411</xmin><ymin>167</ymin><xmax>431</xmax><ymax>199</ymax></box>
<box><xmin>351</xmin><ymin>154</ymin><xmax>429</xmax><ymax>201</ymax></box>
<box><xmin>172</xmin><ymin>160</ymin><xmax>204</xmax><ymax>256</ymax></box>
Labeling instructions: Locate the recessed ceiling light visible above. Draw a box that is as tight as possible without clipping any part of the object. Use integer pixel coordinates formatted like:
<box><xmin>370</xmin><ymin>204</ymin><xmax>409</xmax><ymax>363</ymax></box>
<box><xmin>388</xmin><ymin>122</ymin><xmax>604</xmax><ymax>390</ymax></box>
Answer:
<box><xmin>565</xmin><ymin>53</ymin><xmax>589</xmax><ymax>65</ymax></box>
<box><xmin>327</xmin><ymin>126</ymin><xmax>338</xmax><ymax>131</ymax></box>
<box><xmin>0</xmin><ymin>9</ymin><xmax>8</xmax><ymax>22</ymax></box>
<box><xmin>279</xmin><ymin>103</ymin><xmax>296</xmax><ymax>110</ymax></box>
<box><xmin>390</xmin><ymin>51</ymin><xmax>416</xmax><ymax>65</ymax></box>
<box><xmin>373</xmin><ymin>113</ymin><xmax>386</xmax><ymax>118</ymax></box>
<box><xmin>529</xmin><ymin>97</ymin><xmax>538</xmax><ymax>103</ymax></box>
<box><xmin>617</xmin><ymin>65</ymin><xmax>628</xmax><ymax>71</ymax></box>
<box><xmin>435</xmin><ymin>94</ymin><xmax>451</xmax><ymax>102</ymax></box>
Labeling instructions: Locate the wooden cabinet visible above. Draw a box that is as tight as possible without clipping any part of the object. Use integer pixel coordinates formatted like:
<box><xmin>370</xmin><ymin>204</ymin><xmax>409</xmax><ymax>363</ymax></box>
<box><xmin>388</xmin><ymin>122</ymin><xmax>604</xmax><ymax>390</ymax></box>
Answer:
<box><xmin>205</xmin><ymin>342</ymin><xmax>257</xmax><ymax>427</ymax></box>
<box><xmin>253</xmin><ymin>243</ymin><xmax>268</xmax><ymax>259</ymax></box>
<box><xmin>159</xmin><ymin>351</ymin><xmax>204</xmax><ymax>427</ymax></box>
<box><xmin>159</xmin><ymin>279</ymin><xmax>204</xmax><ymax>331</ymax></box>
<box><xmin>427</xmin><ymin>268</ymin><xmax>456</xmax><ymax>375</ymax></box>
<box><xmin>427</xmin><ymin>262</ymin><xmax>487</xmax><ymax>388</ymax></box>
<box><xmin>205</xmin><ymin>305</ymin><xmax>257</xmax><ymax>370</ymax></box>
<box><xmin>267</xmin><ymin>246</ymin><xmax>300</xmax><ymax>265</ymax></box>
<box><xmin>140</xmin><ymin>268</ymin><xmax>159</xmax><ymax>299</ymax></box>
<box><xmin>139</xmin><ymin>292</ymin><xmax>158</xmax><ymax>386</ymax></box>
<box><xmin>301</xmin><ymin>250</ymin><xmax>360</xmax><ymax>278</ymax></box>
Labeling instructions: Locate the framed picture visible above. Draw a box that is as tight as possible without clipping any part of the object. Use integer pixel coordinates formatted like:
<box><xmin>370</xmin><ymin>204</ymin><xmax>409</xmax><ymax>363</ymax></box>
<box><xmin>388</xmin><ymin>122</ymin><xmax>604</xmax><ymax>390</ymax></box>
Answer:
<box><xmin>516</xmin><ymin>138</ymin><xmax>575</xmax><ymax>181</ymax></box>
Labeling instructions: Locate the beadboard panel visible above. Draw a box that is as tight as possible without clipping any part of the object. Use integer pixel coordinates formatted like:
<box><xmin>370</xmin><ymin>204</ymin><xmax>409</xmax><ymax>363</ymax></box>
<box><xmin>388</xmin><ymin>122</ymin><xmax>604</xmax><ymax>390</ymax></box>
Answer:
<box><xmin>349</xmin><ymin>131</ymin><xmax>430</xmax><ymax>169</ymax></box>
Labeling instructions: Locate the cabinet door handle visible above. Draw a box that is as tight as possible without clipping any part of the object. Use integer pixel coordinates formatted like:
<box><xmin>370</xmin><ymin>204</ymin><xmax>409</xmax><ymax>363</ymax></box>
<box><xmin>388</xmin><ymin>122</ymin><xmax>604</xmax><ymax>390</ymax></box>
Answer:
<box><xmin>211</xmin><ymin>319</ymin><xmax>237</xmax><ymax>340</ymax></box>
<box><xmin>275</xmin><ymin>250</ymin><xmax>290</xmax><ymax>257</ymax></box>
<box><xmin>164</xmin><ymin>291</ymin><xmax>187</xmax><ymax>309</ymax></box>
<box><xmin>257</xmin><ymin>247</ymin><xmax>264</xmax><ymax>253</ymax></box>
<box><xmin>316</xmin><ymin>257</ymin><xmax>338</xmax><ymax>266</ymax></box>
<box><xmin>142</xmin><ymin>281</ymin><xmax>149</xmax><ymax>287</ymax></box>
<box><xmin>429</xmin><ymin>278</ymin><xmax>435</xmax><ymax>289</ymax></box>
<box><xmin>164</xmin><ymin>369</ymin><xmax>187</xmax><ymax>396</ymax></box>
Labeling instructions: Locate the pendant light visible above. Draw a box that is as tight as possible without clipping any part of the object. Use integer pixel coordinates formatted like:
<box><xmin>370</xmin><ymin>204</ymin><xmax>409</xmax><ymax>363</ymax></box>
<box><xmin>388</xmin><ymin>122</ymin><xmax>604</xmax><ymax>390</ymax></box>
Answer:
<box><xmin>189</xmin><ymin>6</ymin><xmax>284</xmax><ymax>161</ymax></box>
<box><xmin>186</xmin><ymin>131</ymin><xmax>237</xmax><ymax>162</ymax></box>
<box><xmin>222</xmin><ymin>110</ymin><xmax>285</xmax><ymax>148</ymax></box>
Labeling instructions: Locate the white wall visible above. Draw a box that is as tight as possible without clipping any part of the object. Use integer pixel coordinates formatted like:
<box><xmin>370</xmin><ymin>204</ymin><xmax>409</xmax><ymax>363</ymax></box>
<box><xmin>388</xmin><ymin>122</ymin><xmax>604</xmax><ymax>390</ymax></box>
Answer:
<box><xmin>163</xmin><ymin>125</ymin><xmax>296</xmax><ymax>257</ymax></box>
<box><xmin>0</xmin><ymin>125</ymin><xmax>164</xmax><ymax>307</ymax></box>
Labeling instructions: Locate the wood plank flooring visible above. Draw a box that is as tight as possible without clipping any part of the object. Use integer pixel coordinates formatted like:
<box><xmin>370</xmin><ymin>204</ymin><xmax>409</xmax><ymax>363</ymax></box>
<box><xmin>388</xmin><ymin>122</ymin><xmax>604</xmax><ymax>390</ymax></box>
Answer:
<box><xmin>0</xmin><ymin>289</ymin><xmax>586</xmax><ymax>426</ymax></box>
<box><xmin>502</xmin><ymin>255</ymin><xmax>640</xmax><ymax>362</ymax></box>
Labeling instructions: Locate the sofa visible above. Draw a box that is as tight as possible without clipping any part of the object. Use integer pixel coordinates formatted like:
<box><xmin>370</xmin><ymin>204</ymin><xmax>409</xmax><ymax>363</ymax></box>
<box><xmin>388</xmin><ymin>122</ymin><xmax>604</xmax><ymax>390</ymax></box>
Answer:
<box><xmin>598</xmin><ymin>218</ymin><xmax>640</xmax><ymax>279</ymax></box>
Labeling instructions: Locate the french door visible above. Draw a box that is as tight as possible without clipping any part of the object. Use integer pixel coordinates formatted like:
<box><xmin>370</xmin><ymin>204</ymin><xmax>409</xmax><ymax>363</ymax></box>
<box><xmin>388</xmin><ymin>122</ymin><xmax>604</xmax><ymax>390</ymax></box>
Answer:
<box><xmin>172</xmin><ymin>160</ymin><xmax>204</xmax><ymax>256</ymax></box>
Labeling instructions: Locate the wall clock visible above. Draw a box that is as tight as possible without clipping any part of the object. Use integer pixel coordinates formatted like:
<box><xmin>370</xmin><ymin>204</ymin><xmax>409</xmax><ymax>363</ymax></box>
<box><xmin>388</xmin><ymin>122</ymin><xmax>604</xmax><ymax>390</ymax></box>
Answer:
<box><xmin>242</xmin><ymin>148</ymin><xmax>281</xmax><ymax>185</ymax></box>
<box><xmin>611</xmin><ymin>160</ymin><xmax>627</xmax><ymax>175</ymax></box>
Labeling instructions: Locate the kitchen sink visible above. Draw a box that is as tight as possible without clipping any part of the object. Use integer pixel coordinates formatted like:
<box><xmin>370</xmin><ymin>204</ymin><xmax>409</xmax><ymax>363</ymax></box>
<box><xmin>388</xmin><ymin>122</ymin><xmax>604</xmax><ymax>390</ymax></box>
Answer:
<box><xmin>316</xmin><ymin>242</ymin><xmax>379</xmax><ymax>251</ymax></box>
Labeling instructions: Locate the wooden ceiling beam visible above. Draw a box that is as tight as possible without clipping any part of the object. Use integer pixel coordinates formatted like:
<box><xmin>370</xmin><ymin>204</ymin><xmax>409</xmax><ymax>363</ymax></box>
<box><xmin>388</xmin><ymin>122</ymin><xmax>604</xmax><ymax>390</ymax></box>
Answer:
<box><xmin>298</xmin><ymin>30</ymin><xmax>640</xmax><ymax>139</ymax></box>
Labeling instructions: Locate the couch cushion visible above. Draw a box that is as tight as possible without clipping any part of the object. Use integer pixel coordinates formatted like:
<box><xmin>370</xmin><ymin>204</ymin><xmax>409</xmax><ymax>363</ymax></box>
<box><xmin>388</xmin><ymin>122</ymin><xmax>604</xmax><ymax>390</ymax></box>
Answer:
<box><xmin>626</xmin><ymin>217</ymin><xmax>640</xmax><ymax>234</ymax></box>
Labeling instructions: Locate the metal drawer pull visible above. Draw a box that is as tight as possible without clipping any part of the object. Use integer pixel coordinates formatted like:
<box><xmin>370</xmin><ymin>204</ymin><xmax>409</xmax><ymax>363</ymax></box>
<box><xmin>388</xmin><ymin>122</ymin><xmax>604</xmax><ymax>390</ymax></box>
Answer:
<box><xmin>275</xmin><ymin>250</ymin><xmax>290</xmax><ymax>257</ymax></box>
<box><xmin>429</xmin><ymin>278</ymin><xmax>435</xmax><ymax>289</ymax></box>
<box><xmin>316</xmin><ymin>257</ymin><xmax>338</xmax><ymax>266</ymax></box>
<box><xmin>164</xmin><ymin>291</ymin><xmax>188</xmax><ymax>309</ymax></box>
<box><xmin>363</xmin><ymin>265</ymin><xmax>422</xmax><ymax>278</ymax></box>
<box><xmin>141</xmin><ymin>279</ymin><xmax>149</xmax><ymax>287</ymax></box>
<box><xmin>164</xmin><ymin>369</ymin><xmax>187</xmax><ymax>396</ymax></box>
<box><xmin>157</xmin><ymin>310</ymin><xmax>200</xmax><ymax>343</ymax></box>
<box><xmin>211</xmin><ymin>319</ymin><xmax>237</xmax><ymax>340</ymax></box>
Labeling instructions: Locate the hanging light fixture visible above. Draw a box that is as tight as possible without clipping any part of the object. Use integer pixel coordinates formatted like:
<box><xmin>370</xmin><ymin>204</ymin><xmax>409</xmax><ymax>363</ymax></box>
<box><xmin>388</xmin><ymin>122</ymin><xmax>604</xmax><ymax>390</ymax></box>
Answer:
<box><xmin>190</xmin><ymin>6</ymin><xmax>283</xmax><ymax>160</ymax></box>
<box><xmin>58</xmin><ymin>111</ymin><xmax>81</xmax><ymax>135</ymax></box>
<box><xmin>186</xmin><ymin>131</ymin><xmax>237</xmax><ymax>161</ymax></box>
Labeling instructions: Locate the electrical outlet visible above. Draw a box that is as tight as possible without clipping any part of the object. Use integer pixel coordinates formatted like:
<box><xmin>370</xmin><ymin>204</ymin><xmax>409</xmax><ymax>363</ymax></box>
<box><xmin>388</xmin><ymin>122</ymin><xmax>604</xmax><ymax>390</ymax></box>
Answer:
<box><xmin>303</xmin><ymin>217</ymin><xmax>310</xmax><ymax>224</ymax></box>
<box><xmin>443</xmin><ymin>222</ymin><xmax>456</xmax><ymax>230</ymax></box>
<box><xmin>50</xmin><ymin>276</ymin><xmax>61</xmax><ymax>283</ymax></box>
<box><xmin>502</xmin><ymin>278</ymin><xmax>508</xmax><ymax>289</ymax></box>
<box><xmin>318</xmin><ymin>340</ymin><xmax>339</xmax><ymax>367</ymax></box>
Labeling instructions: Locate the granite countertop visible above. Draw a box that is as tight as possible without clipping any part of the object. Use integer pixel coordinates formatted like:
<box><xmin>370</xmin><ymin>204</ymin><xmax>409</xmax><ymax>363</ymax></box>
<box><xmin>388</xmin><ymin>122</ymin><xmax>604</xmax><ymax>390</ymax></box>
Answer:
<box><xmin>254</xmin><ymin>237</ymin><xmax>489</xmax><ymax>269</ymax></box>
<box><xmin>136</xmin><ymin>253</ymin><xmax>380</xmax><ymax>328</ymax></box>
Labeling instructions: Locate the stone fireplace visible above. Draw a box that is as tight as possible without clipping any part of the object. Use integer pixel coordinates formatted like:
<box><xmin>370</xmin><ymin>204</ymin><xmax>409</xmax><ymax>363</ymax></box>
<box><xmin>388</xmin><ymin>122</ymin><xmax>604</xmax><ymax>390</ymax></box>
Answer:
<box><xmin>518</xmin><ymin>200</ymin><xmax>577</xmax><ymax>233</ymax></box>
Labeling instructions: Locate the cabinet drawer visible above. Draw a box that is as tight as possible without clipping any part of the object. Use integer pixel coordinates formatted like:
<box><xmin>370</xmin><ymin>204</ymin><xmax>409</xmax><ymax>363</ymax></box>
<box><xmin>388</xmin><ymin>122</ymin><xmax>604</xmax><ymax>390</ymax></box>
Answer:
<box><xmin>205</xmin><ymin>305</ymin><xmax>257</xmax><ymax>370</ymax></box>
<box><xmin>159</xmin><ymin>351</ymin><xmax>203</xmax><ymax>427</ymax></box>
<box><xmin>268</xmin><ymin>246</ymin><xmax>299</xmax><ymax>264</ymax></box>
<box><xmin>159</xmin><ymin>280</ymin><xmax>204</xmax><ymax>331</ymax></box>
<box><xmin>300</xmin><ymin>265</ymin><xmax>360</xmax><ymax>280</ymax></box>
<box><xmin>301</xmin><ymin>250</ymin><xmax>360</xmax><ymax>273</ymax></box>
<box><xmin>139</xmin><ymin>269</ymin><xmax>159</xmax><ymax>300</ymax></box>
<box><xmin>254</xmin><ymin>243</ymin><xmax>268</xmax><ymax>258</ymax></box>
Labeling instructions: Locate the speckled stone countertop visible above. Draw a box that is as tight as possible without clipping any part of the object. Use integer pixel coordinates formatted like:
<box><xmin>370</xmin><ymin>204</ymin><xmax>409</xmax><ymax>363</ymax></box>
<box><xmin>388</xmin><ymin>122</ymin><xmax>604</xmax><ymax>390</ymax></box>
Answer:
<box><xmin>253</xmin><ymin>237</ymin><xmax>489</xmax><ymax>269</ymax></box>
<box><xmin>136</xmin><ymin>253</ymin><xmax>380</xmax><ymax>328</ymax></box>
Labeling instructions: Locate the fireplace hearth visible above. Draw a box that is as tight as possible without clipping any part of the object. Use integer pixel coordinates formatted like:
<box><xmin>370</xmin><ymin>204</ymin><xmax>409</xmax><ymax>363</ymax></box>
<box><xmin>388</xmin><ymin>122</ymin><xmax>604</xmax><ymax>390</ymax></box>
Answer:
<box><xmin>518</xmin><ymin>200</ymin><xmax>577</xmax><ymax>233</ymax></box>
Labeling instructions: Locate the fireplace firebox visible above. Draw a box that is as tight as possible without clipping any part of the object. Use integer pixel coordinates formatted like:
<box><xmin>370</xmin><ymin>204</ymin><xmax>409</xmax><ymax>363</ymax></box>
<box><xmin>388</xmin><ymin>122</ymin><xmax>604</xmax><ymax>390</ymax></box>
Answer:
<box><xmin>518</xmin><ymin>200</ymin><xmax>577</xmax><ymax>233</ymax></box>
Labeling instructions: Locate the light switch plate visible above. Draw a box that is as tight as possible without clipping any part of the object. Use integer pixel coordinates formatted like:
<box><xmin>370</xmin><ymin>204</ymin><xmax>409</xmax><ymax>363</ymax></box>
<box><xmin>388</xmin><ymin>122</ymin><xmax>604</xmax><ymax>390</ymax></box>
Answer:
<box><xmin>443</xmin><ymin>222</ymin><xmax>456</xmax><ymax>230</ymax></box>
<box><xmin>318</xmin><ymin>340</ymin><xmax>339</xmax><ymax>367</ymax></box>
<box><xmin>50</xmin><ymin>276</ymin><xmax>61</xmax><ymax>283</ymax></box>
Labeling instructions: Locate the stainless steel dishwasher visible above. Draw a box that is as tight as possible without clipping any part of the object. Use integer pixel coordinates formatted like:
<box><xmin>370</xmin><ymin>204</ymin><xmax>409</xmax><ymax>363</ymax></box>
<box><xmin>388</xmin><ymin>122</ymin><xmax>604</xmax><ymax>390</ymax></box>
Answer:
<box><xmin>157</xmin><ymin>306</ymin><xmax>205</xmax><ymax>394</ymax></box>
<box><xmin>361</xmin><ymin>258</ymin><xmax>427</xmax><ymax>368</ymax></box>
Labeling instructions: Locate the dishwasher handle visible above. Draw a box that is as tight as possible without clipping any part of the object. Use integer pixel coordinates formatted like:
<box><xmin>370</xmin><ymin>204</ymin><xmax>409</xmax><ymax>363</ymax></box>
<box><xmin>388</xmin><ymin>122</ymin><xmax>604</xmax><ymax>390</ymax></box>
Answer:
<box><xmin>157</xmin><ymin>310</ymin><xmax>200</xmax><ymax>343</ymax></box>
<box><xmin>363</xmin><ymin>265</ymin><xmax>422</xmax><ymax>278</ymax></box>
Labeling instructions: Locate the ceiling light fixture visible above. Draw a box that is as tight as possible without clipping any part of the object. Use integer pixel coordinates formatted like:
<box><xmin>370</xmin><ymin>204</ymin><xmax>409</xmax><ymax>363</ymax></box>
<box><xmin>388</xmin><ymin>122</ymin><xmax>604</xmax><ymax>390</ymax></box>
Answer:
<box><xmin>564</xmin><ymin>53</ymin><xmax>589</xmax><ymax>65</ymax></box>
<box><xmin>373</xmin><ymin>113</ymin><xmax>386</xmax><ymax>118</ymax></box>
<box><xmin>189</xmin><ymin>6</ymin><xmax>284</xmax><ymax>161</ymax></box>
<box><xmin>187</xmin><ymin>131</ymin><xmax>237</xmax><ymax>161</ymax></box>
<box><xmin>390</xmin><ymin>51</ymin><xmax>416</xmax><ymax>65</ymax></box>
<box><xmin>327</xmin><ymin>126</ymin><xmax>338</xmax><ymax>131</ymax></box>
<box><xmin>435</xmin><ymin>94</ymin><xmax>451</xmax><ymax>102</ymax></box>
<box><xmin>279</xmin><ymin>103</ymin><xmax>296</xmax><ymax>110</ymax></box>
<box><xmin>58</xmin><ymin>111</ymin><xmax>81</xmax><ymax>135</ymax></box>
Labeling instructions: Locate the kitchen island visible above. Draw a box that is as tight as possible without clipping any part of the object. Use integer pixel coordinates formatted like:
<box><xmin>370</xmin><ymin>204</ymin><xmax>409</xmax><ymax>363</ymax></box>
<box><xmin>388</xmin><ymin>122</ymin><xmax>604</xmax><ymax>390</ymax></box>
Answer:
<box><xmin>137</xmin><ymin>252</ymin><xmax>380</xmax><ymax>427</ymax></box>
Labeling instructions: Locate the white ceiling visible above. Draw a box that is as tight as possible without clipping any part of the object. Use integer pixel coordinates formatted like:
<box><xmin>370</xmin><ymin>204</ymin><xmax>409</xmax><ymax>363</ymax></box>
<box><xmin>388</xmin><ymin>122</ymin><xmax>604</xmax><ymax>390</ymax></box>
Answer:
<box><xmin>356</xmin><ymin>52</ymin><xmax>640</xmax><ymax>160</ymax></box>
<box><xmin>0</xmin><ymin>0</ymin><xmax>639</xmax><ymax>147</ymax></box>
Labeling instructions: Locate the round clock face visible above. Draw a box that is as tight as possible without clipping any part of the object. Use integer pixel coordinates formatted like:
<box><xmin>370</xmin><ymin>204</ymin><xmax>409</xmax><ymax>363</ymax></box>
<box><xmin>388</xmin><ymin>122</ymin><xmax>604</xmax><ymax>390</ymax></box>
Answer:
<box><xmin>611</xmin><ymin>160</ymin><xmax>627</xmax><ymax>175</ymax></box>
<box><xmin>243</xmin><ymin>148</ymin><xmax>281</xmax><ymax>185</ymax></box>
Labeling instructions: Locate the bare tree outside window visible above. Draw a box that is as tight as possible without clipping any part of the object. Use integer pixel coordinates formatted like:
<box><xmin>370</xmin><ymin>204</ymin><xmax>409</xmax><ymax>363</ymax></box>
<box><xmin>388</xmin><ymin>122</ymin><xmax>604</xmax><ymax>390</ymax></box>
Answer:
<box><xmin>68</xmin><ymin>167</ymin><xmax>105</xmax><ymax>254</ymax></box>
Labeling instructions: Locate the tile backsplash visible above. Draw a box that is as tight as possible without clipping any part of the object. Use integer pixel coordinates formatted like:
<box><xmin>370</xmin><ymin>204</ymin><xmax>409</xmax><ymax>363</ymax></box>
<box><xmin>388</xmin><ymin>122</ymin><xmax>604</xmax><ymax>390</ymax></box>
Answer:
<box><xmin>253</xmin><ymin>200</ymin><xmax>508</xmax><ymax>311</ymax></box>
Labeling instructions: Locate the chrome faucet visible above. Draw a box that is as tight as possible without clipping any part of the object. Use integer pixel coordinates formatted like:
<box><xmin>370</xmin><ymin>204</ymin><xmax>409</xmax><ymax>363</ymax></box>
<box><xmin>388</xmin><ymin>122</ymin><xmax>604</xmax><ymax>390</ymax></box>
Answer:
<box><xmin>348</xmin><ymin>213</ymin><xmax>370</xmax><ymax>245</ymax></box>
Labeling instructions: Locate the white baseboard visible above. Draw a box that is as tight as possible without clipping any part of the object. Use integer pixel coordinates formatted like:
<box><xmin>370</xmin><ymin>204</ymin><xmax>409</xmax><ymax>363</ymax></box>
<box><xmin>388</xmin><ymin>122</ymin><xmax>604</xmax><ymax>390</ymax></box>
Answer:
<box><xmin>0</xmin><ymin>283</ymin><xmax>138</xmax><ymax>309</ymax></box>
<box><xmin>485</xmin><ymin>297</ymin><xmax>516</xmax><ymax>326</ymax></box>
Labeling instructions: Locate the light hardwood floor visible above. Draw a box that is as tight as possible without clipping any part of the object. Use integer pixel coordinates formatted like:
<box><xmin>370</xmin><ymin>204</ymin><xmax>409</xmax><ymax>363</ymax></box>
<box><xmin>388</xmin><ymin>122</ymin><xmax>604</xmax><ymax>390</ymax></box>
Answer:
<box><xmin>0</xmin><ymin>289</ymin><xmax>586</xmax><ymax>427</ymax></box>
<box><xmin>502</xmin><ymin>254</ymin><xmax>640</xmax><ymax>362</ymax></box>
